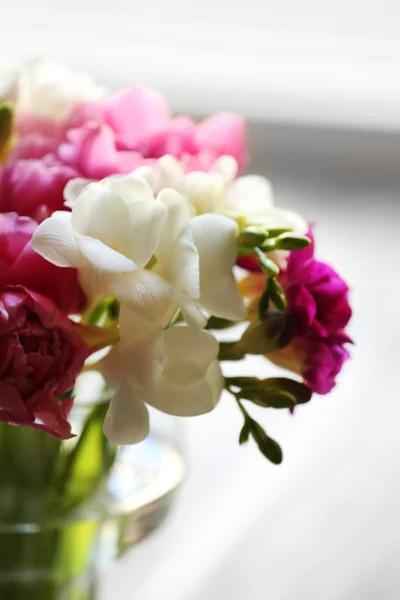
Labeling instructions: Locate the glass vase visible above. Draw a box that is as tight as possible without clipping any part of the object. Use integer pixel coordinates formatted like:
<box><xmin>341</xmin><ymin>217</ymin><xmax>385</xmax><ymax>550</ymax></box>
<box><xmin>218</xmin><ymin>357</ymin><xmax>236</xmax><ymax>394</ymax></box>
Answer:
<box><xmin>0</xmin><ymin>374</ymin><xmax>185</xmax><ymax>599</ymax></box>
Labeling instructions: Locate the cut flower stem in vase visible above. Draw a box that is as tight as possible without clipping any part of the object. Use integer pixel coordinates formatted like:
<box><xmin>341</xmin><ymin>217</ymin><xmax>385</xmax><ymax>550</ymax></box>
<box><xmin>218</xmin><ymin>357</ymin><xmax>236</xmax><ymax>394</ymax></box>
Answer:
<box><xmin>0</xmin><ymin>377</ymin><xmax>185</xmax><ymax>600</ymax></box>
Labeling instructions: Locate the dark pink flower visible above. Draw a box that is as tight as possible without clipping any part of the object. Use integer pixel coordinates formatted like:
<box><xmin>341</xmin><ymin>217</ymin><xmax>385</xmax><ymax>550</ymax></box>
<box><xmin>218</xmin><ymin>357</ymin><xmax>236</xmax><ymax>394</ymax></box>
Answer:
<box><xmin>0</xmin><ymin>155</ymin><xmax>79</xmax><ymax>221</ymax></box>
<box><xmin>269</xmin><ymin>230</ymin><xmax>352</xmax><ymax>394</ymax></box>
<box><xmin>58</xmin><ymin>86</ymin><xmax>248</xmax><ymax>179</ymax></box>
<box><xmin>0</xmin><ymin>212</ymin><xmax>85</xmax><ymax>315</ymax></box>
<box><xmin>0</xmin><ymin>286</ymin><xmax>89</xmax><ymax>439</ymax></box>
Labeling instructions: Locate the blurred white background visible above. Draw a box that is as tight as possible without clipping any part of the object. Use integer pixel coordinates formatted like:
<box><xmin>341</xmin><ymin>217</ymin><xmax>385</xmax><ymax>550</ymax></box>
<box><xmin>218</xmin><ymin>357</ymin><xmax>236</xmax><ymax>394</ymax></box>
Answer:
<box><xmin>3</xmin><ymin>0</ymin><xmax>400</xmax><ymax>127</ymax></box>
<box><xmin>3</xmin><ymin>1</ymin><xmax>400</xmax><ymax>598</ymax></box>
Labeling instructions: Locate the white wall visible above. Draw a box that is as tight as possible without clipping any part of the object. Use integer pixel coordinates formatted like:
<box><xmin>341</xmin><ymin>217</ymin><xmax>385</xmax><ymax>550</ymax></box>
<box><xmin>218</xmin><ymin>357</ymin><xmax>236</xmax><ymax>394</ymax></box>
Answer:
<box><xmin>3</xmin><ymin>0</ymin><xmax>400</xmax><ymax>128</ymax></box>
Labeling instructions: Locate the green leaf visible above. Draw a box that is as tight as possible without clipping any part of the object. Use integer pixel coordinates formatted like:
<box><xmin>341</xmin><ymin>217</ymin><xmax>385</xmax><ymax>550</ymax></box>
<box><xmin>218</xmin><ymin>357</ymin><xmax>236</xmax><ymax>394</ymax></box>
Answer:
<box><xmin>267</xmin><ymin>278</ymin><xmax>287</xmax><ymax>312</ymax></box>
<box><xmin>250</xmin><ymin>421</ymin><xmax>283</xmax><ymax>464</ymax></box>
<box><xmin>207</xmin><ymin>316</ymin><xmax>236</xmax><ymax>330</ymax></box>
<box><xmin>242</xmin><ymin>389</ymin><xmax>297</xmax><ymax>409</ymax></box>
<box><xmin>226</xmin><ymin>376</ymin><xmax>261</xmax><ymax>388</ymax></box>
<box><xmin>239</xmin><ymin>421</ymin><xmax>251</xmax><ymax>445</ymax></box>
<box><xmin>55</xmin><ymin>401</ymin><xmax>116</xmax><ymax>512</ymax></box>
<box><xmin>264</xmin><ymin>378</ymin><xmax>312</xmax><ymax>405</ymax></box>
<box><xmin>219</xmin><ymin>342</ymin><xmax>246</xmax><ymax>361</ymax></box>
<box><xmin>228</xmin><ymin>376</ymin><xmax>297</xmax><ymax>408</ymax></box>
<box><xmin>84</xmin><ymin>297</ymin><xmax>120</xmax><ymax>327</ymax></box>
<box><xmin>237</xmin><ymin>316</ymin><xmax>287</xmax><ymax>355</ymax></box>
<box><xmin>254</xmin><ymin>247</ymin><xmax>280</xmax><ymax>277</ymax></box>
<box><xmin>73</xmin><ymin>322</ymin><xmax>119</xmax><ymax>351</ymax></box>
<box><xmin>228</xmin><ymin>376</ymin><xmax>312</xmax><ymax>406</ymax></box>
<box><xmin>0</xmin><ymin>103</ymin><xmax>13</xmax><ymax>159</ymax></box>
<box><xmin>258</xmin><ymin>284</ymin><xmax>270</xmax><ymax>320</ymax></box>
<box><xmin>274</xmin><ymin>232</ymin><xmax>311</xmax><ymax>250</ymax></box>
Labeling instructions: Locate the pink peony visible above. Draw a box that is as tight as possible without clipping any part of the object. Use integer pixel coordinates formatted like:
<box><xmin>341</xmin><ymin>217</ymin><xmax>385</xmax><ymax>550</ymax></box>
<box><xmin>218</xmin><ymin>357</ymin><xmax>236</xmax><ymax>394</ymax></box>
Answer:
<box><xmin>0</xmin><ymin>286</ymin><xmax>89</xmax><ymax>439</ymax></box>
<box><xmin>57</xmin><ymin>86</ymin><xmax>248</xmax><ymax>179</ymax></box>
<box><xmin>0</xmin><ymin>155</ymin><xmax>79</xmax><ymax>221</ymax></box>
<box><xmin>0</xmin><ymin>212</ymin><xmax>85</xmax><ymax>314</ymax></box>
<box><xmin>269</xmin><ymin>231</ymin><xmax>352</xmax><ymax>394</ymax></box>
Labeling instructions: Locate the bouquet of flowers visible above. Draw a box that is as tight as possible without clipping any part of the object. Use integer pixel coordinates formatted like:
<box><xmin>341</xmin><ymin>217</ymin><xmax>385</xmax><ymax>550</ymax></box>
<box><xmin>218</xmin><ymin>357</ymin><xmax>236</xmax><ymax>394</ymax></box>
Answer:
<box><xmin>0</xmin><ymin>55</ymin><xmax>353</xmax><ymax>599</ymax></box>
<box><xmin>0</xmin><ymin>58</ymin><xmax>352</xmax><ymax>462</ymax></box>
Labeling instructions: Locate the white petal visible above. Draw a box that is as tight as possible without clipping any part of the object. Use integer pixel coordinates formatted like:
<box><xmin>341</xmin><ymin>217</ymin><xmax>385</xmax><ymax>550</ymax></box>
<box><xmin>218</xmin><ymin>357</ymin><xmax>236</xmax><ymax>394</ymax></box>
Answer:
<box><xmin>163</xmin><ymin>326</ymin><xmax>219</xmax><ymax>370</ymax></box>
<box><xmin>211</xmin><ymin>155</ymin><xmax>238</xmax><ymax>182</ymax></box>
<box><xmin>103</xmin><ymin>381</ymin><xmax>149</xmax><ymax>445</ymax></box>
<box><xmin>148</xmin><ymin>375</ymin><xmax>216</xmax><ymax>416</ymax></box>
<box><xmin>64</xmin><ymin>177</ymin><xmax>93</xmax><ymax>208</ymax></box>
<box><xmin>147</xmin><ymin>327</ymin><xmax>222</xmax><ymax>415</ymax></box>
<box><xmin>32</xmin><ymin>211</ymin><xmax>79</xmax><ymax>267</ymax></box>
<box><xmin>77</xmin><ymin>259</ymin><xmax>110</xmax><ymax>304</ymax></box>
<box><xmin>156</xmin><ymin>188</ymin><xmax>192</xmax><ymax>249</ymax></box>
<box><xmin>257</xmin><ymin>207</ymin><xmax>308</xmax><ymax>234</ymax></box>
<box><xmin>173</xmin><ymin>290</ymin><xmax>207</xmax><ymax>328</ymax></box>
<box><xmin>101</xmin><ymin>327</ymin><xmax>164</xmax><ymax>392</ymax></box>
<box><xmin>109</xmin><ymin>269</ymin><xmax>175</xmax><ymax>326</ymax></box>
<box><xmin>221</xmin><ymin>175</ymin><xmax>274</xmax><ymax>215</ymax></box>
<box><xmin>190</xmin><ymin>214</ymin><xmax>246</xmax><ymax>321</ymax></box>
<box><xmin>72</xmin><ymin>183</ymin><xmax>133</xmax><ymax>259</ymax></box>
<box><xmin>72</xmin><ymin>176</ymin><xmax>165</xmax><ymax>268</ymax></box>
<box><xmin>78</xmin><ymin>236</ymin><xmax>137</xmax><ymax>273</ymax></box>
<box><xmin>206</xmin><ymin>360</ymin><xmax>224</xmax><ymax>405</ymax></box>
<box><xmin>109</xmin><ymin>174</ymin><xmax>166</xmax><ymax>268</ymax></box>
<box><xmin>132</xmin><ymin>166</ymin><xmax>156</xmax><ymax>191</ymax></box>
<box><xmin>71</xmin><ymin>181</ymin><xmax>111</xmax><ymax>235</ymax></box>
<box><xmin>177</xmin><ymin>171</ymin><xmax>225</xmax><ymax>215</ymax></box>
<box><xmin>155</xmin><ymin>155</ymin><xmax>185</xmax><ymax>191</ymax></box>
<box><xmin>103</xmin><ymin>172</ymin><xmax>154</xmax><ymax>204</ymax></box>
<box><xmin>119</xmin><ymin>304</ymin><xmax>165</xmax><ymax>343</ymax></box>
<box><xmin>155</xmin><ymin>189</ymin><xmax>200</xmax><ymax>300</ymax></box>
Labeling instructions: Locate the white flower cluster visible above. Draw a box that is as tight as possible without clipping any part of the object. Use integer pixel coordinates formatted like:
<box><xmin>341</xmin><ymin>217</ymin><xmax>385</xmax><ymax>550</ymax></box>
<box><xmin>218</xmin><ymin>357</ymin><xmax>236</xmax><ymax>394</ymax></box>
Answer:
<box><xmin>33</xmin><ymin>156</ymin><xmax>306</xmax><ymax>444</ymax></box>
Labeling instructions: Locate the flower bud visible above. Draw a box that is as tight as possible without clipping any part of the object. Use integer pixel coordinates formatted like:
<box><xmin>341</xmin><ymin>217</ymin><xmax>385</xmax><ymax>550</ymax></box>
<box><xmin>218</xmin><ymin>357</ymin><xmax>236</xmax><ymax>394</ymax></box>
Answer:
<box><xmin>238</xmin><ymin>226</ymin><xmax>269</xmax><ymax>249</ymax></box>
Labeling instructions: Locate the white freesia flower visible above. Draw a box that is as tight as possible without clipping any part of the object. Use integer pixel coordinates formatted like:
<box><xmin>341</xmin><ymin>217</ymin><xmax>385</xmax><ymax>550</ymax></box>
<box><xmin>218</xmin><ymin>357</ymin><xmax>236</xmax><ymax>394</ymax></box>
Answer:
<box><xmin>33</xmin><ymin>172</ymin><xmax>245</xmax><ymax>325</ymax></box>
<box><xmin>101</xmin><ymin>308</ymin><xmax>223</xmax><ymax>444</ymax></box>
<box><xmin>147</xmin><ymin>155</ymin><xmax>307</xmax><ymax>234</ymax></box>
<box><xmin>32</xmin><ymin>174</ymin><xmax>171</xmax><ymax>323</ymax></box>
<box><xmin>17</xmin><ymin>58</ymin><xmax>104</xmax><ymax>120</ymax></box>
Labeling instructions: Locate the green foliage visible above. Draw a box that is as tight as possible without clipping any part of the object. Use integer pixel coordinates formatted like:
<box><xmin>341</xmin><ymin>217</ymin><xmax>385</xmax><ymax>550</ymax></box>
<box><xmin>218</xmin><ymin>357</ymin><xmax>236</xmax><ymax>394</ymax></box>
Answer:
<box><xmin>267</xmin><ymin>277</ymin><xmax>286</xmax><ymax>312</ymax></box>
<box><xmin>233</xmin><ymin>397</ymin><xmax>283</xmax><ymax>464</ymax></box>
<box><xmin>228</xmin><ymin>378</ymin><xmax>312</xmax><ymax>463</ymax></box>
<box><xmin>84</xmin><ymin>297</ymin><xmax>120</xmax><ymax>327</ymax></box>
<box><xmin>0</xmin><ymin>102</ymin><xmax>13</xmax><ymax>159</ymax></box>
<box><xmin>254</xmin><ymin>246</ymin><xmax>279</xmax><ymax>277</ymax></box>
<box><xmin>258</xmin><ymin>285</ymin><xmax>270</xmax><ymax>320</ymax></box>
<box><xmin>238</xmin><ymin>420</ymin><xmax>251</xmax><ymax>445</ymax></box>
<box><xmin>207</xmin><ymin>316</ymin><xmax>236</xmax><ymax>330</ymax></box>
<box><xmin>249</xmin><ymin>420</ymin><xmax>283</xmax><ymax>464</ymax></box>
<box><xmin>273</xmin><ymin>232</ymin><xmax>311</xmax><ymax>250</ymax></box>
<box><xmin>238</xmin><ymin>315</ymin><xmax>287</xmax><ymax>355</ymax></box>
<box><xmin>54</xmin><ymin>401</ymin><xmax>116</xmax><ymax>513</ymax></box>
<box><xmin>228</xmin><ymin>376</ymin><xmax>312</xmax><ymax>407</ymax></box>
<box><xmin>238</xmin><ymin>226</ymin><xmax>269</xmax><ymax>249</ymax></box>
<box><xmin>218</xmin><ymin>341</ymin><xmax>246</xmax><ymax>361</ymax></box>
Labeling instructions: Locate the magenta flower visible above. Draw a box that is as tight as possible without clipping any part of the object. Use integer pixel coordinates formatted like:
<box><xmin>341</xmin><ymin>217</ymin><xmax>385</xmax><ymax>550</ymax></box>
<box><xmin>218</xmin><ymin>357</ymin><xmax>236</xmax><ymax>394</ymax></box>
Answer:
<box><xmin>0</xmin><ymin>155</ymin><xmax>79</xmax><ymax>222</ymax></box>
<box><xmin>0</xmin><ymin>212</ymin><xmax>85</xmax><ymax>314</ymax></box>
<box><xmin>269</xmin><ymin>231</ymin><xmax>352</xmax><ymax>394</ymax></box>
<box><xmin>0</xmin><ymin>286</ymin><xmax>89</xmax><ymax>439</ymax></box>
<box><xmin>57</xmin><ymin>86</ymin><xmax>248</xmax><ymax>179</ymax></box>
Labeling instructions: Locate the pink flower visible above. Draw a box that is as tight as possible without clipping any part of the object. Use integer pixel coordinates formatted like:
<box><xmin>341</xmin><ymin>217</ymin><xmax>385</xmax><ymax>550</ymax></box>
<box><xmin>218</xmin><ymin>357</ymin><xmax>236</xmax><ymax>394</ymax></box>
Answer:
<box><xmin>57</xmin><ymin>86</ymin><xmax>248</xmax><ymax>178</ymax></box>
<box><xmin>0</xmin><ymin>212</ymin><xmax>85</xmax><ymax>314</ymax></box>
<box><xmin>269</xmin><ymin>230</ymin><xmax>352</xmax><ymax>394</ymax></box>
<box><xmin>0</xmin><ymin>286</ymin><xmax>89</xmax><ymax>439</ymax></box>
<box><xmin>0</xmin><ymin>155</ymin><xmax>79</xmax><ymax>221</ymax></box>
